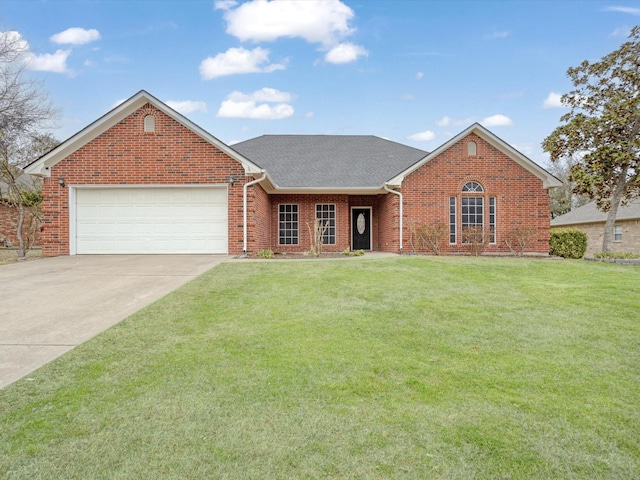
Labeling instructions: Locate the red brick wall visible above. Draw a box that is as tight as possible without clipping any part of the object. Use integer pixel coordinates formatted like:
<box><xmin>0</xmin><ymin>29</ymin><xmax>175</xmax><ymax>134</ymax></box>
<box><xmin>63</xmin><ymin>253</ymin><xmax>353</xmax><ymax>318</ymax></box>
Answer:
<box><xmin>246</xmin><ymin>182</ymin><xmax>270</xmax><ymax>253</ymax></box>
<box><xmin>0</xmin><ymin>203</ymin><xmax>41</xmax><ymax>248</ymax></box>
<box><xmin>269</xmin><ymin>194</ymin><xmax>353</xmax><ymax>253</ymax></box>
<box><xmin>377</xmin><ymin>192</ymin><xmax>400</xmax><ymax>252</ymax></box>
<box><xmin>41</xmin><ymin>103</ymin><xmax>247</xmax><ymax>256</ymax></box>
<box><xmin>400</xmin><ymin>133</ymin><xmax>551</xmax><ymax>254</ymax></box>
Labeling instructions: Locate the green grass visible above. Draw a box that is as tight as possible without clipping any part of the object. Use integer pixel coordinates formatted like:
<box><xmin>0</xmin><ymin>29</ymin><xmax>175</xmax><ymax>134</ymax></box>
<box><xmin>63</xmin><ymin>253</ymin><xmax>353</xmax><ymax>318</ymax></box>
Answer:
<box><xmin>1</xmin><ymin>256</ymin><xmax>639</xmax><ymax>479</ymax></box>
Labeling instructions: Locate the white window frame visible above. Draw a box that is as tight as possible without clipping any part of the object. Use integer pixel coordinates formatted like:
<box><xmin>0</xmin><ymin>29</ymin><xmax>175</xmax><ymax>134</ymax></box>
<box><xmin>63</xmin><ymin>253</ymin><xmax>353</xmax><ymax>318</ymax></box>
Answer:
<box><xmin>614</xmin><ymin>225</ymin><xmax>623</xmax><ymax>242</ymax></box>
<box><xmin>278</xmin><ymin>204</ymin><xmax>299</xmax><ymax>245</ymax></box>
<box><xmin>461</xmin><ymin>196</ymin><xmax>484</xmax><ymax>243</ymax></box>
<box><xmin>489</xmin><ymin>197</ymin><xmax>496</xmax><ymax>244</ymax></box>
<box><xmin>315</xmin><ymin>204</ymin><xmax>336</xmax><ymax>245</ymax></box>
<box><xmin>449</xmin><ymin>196</ymin><xmax>457</xmax><ymax>244</ymax></box>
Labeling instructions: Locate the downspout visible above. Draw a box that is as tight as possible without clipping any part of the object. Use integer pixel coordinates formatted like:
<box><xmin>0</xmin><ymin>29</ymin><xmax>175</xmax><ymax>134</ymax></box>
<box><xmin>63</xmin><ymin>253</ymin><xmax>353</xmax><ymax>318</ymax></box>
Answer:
<box><xmin>243</xmin><ymin>171</ymin><xmax>267</xmax><ymax>253</ymax></box>
<box><xmin>384</xmin><ymin>184</ymin><xmax>403</xmax><ymax>253</ymax></box>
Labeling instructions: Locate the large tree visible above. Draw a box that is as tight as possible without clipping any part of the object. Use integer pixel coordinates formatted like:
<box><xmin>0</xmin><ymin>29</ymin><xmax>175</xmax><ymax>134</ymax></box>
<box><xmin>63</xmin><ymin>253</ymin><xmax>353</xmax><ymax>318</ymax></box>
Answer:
<box><xmin>0</xmin><ymin>30</ymin><xmax>58</xmax><ymax>257</ymax></box>
<box><xmin>542</xmin><ymin>27</ymin><xmax>640</xmax><ymax>252</ymax></box>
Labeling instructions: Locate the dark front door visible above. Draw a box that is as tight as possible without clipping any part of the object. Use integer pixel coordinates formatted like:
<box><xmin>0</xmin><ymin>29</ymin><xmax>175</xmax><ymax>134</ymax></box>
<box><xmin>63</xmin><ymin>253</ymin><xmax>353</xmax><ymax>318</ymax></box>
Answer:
<box><xmin>352</xmin><ymin>208</ymin><xmax>371</xmax><ymax>250</ymax></box>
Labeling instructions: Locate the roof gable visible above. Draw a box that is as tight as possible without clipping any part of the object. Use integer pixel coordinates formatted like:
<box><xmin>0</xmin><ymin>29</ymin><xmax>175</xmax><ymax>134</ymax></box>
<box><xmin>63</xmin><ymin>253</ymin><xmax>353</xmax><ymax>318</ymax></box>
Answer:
<box><xmin>231</xmin><ymin>135</ymin><xmax>427</xmax><ymax>191</ymax></box>
<box><xmin>24</xmin><ymin>90</ymin><xmax>262</xmax><ymax>177</ymax></box>
<box><xmin>387</xmin><ymin>123</ymin><xmax>562</xmax><ymax>189</ymax></box>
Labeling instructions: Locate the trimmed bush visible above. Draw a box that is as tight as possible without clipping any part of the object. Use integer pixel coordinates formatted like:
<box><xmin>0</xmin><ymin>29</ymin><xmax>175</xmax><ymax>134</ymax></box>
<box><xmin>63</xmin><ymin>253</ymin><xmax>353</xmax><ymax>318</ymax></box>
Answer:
<box><xmin>594</xmin><ymin>251</ymin><xmax>640</xmax><ymax>259</ymax></box>
<box><xmin>549</xmin><ymin>228</ymin><xmax>587</xmax><ymax>259</ymax></box>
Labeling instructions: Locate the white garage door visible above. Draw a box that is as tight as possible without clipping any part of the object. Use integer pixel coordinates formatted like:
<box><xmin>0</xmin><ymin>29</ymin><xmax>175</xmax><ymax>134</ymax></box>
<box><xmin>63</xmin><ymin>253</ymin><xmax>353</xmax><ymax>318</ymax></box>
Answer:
<box><xmin>75</xmin><ymin>187</ymin><xmax>228</xmax><ymax>254</ymax></box>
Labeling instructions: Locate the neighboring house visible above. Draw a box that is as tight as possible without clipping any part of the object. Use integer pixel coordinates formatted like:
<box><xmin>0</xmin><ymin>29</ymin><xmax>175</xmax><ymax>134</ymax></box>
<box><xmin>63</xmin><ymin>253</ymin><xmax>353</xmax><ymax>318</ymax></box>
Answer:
<box><xmin>24</xmin><ymin>90</ymin><xmax>561</xmax><ymax>257</ymax></box>
<box><xmin>551</xmin><ymin>200</ymin><xmax>640</xmax><ymax>256</ymax></box>
<box><xmin>0</xmin><ymin>173</ymin><xmax>41</xmax><ymax>248</ymax></box>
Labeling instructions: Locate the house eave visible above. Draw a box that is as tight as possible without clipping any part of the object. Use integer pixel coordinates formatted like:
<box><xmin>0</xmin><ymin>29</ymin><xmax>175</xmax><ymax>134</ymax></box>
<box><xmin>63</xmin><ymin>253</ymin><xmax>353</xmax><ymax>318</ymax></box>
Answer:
<box><xmin>258</xmin><ymin>184</ymin><xmax>388</xmax><ymax>195</ymax></box>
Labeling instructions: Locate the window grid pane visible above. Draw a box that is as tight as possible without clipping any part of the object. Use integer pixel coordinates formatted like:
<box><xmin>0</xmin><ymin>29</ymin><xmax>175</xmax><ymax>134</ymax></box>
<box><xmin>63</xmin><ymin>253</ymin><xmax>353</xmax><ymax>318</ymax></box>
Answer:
<box><xmin>461</xmin><ymin>196</ymin><xmax>483</xmax><ymax>243</ymax></box>
<box><xmin>489</xmin><ymin>197</ymin><xmax>496</xmax><ymax>244</ymax></box>
<box><xmin>279</xmin><ymin>204</ymin><xmax>298</xmax><ymax>245</ymax></box>
<box><xmin>449</xmin><ymin>196</ymin><xmax>456</xmax><ymax>244</ymax></box>
<box><xmin>315</xmin><ymin>204</ymin><xmax>336</xmax><ymax>245</ymax></box>
<box><xmin>462</xmin><ymin>181</ymin><xmax>483</xmax><ymax>193</ymax></box>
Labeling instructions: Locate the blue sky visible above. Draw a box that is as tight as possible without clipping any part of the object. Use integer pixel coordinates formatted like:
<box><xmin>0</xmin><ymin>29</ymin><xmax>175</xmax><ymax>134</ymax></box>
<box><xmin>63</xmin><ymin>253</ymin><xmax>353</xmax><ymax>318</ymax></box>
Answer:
<box><xmin>2</xmin><ymin>0</ymin><xmax>639</xmax><ymax>166</ymax></box>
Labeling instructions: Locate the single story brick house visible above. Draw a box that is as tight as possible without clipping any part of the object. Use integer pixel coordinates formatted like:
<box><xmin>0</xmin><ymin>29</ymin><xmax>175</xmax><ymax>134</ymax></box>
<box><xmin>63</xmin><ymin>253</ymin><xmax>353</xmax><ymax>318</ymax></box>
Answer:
<box><xmin>551</xmin><ymin>200</ymin><xmax>640</xmax><ymax>256</ymax></box>
<box><xmin>25</xmin><ymin>90</ymin><xmax>561</xmax><ymax>257</ymax></box>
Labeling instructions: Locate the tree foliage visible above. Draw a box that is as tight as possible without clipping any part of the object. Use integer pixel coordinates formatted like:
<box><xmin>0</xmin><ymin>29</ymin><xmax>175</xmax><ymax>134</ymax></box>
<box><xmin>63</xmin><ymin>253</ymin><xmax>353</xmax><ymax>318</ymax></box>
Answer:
<box><xmin>0</xmin><ymin>30</ymin><xmax>58</xmax><ymax>257</ymax></box>
<box><xmin>542</xmin><ymin>27</ymin><xmax>640</xmax><ymax>252</ymax></box>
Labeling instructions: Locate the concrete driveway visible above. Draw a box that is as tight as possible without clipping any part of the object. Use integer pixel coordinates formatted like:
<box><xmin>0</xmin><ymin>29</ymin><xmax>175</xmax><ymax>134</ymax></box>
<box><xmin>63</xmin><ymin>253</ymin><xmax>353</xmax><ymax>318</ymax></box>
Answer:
<box><xmin>0</xmin><ymin>255</ymin><xmax>230</xmax><ymax>388</ymax></box>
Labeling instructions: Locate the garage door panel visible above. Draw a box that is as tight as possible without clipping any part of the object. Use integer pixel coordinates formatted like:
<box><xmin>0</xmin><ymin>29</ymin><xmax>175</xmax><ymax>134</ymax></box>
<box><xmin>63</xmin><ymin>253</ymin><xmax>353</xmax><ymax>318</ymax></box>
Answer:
<box><xmin>76</xmin><ymin>187</ymin><xmax>228</xmax><ymax>254</ymax></box>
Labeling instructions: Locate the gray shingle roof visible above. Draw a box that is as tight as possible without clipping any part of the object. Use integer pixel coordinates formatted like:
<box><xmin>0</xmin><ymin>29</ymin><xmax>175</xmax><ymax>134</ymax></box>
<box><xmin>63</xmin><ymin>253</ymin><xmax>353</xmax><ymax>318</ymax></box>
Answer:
<box><xmin>231</xmin><ymin>135</ymin><xmax>428</xmax><ymax>189</ymax></box>
<box><xmin>551</xmin><ymin>199</ymin><xmax>640</xmax><ymax>226</ymax></box>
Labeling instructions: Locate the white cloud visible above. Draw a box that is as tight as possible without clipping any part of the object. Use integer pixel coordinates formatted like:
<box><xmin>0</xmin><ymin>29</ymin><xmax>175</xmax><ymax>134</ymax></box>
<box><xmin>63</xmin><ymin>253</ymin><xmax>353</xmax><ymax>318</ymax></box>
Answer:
<box><xmin>407</xmin><ymin>130</ymin><xmax>436</xmax><ymax>141</ymax></box>
<box><xmin>214</xmin><ymin>0</ymin><xmax>237</xmax><ymax>10</ymax></box>
<box><xmin>324</xmin><ymin>42</ymin><xmax>368</xmax><ymax>64</ymax></box>
<box><xmin>543</xmin><ymin>92</ymin><xmax>564</xmax><ymax>109</ymax></box>
<box><xmin>217</xmin><ymin>101</ymin><xmax>294</xmax><ymax>120</ymax></box>
<box><xmin>305</xmin><ymin>111</ymin><xmax>314</xmax><ymax>118</ymax></box>
<box><xmin>481</xmin><ymin>114</ymin><xmax>513</xmax><ymax>127</ymax></box>
<box><xmin>222</xmin><ymin>0</ymin><xmax>356</xmax><ymax>46</ymax></box>
<box><xmin>436</xmin><ymin>116</ymin><xmax>472</xmax><ymax>127</ymax></box>
<box><xmin>604</xmin><ymin>6</ymin><xmax>640</xmax><ymax>15</ymax></box>
<box><xmin>166</xmin><ymin>100</ymin><xmax>207</xmax><ymax>114</ymax></box>
<box><xmin>436</xmin><ymin>116</ymin><xmax>452</xmax><ymax>127</ymax></box>
<box><xmin>228</xmin><ymin>87</ymin><xmax>294</xmax><ymax>103</ymax></box>
<box><xmin>416</xmin><ymin>71</ymin><xmax>424</xmax><ymax>80</ymax></box>
<box><xmin>0</xmin><ymin>30</ymin><xmax>70</xmax><ymax>73</ymax></box>
<box><xmin>485</xmin><ymin>31</ymin><xmax>509</xmax><ymax>39</ymax></box>
<box><xmin>27</xmin><ymin>49</ymin><xmax>71</xmax><ymax>73</ymax></box>
<box><xmin>0</xmin><ymin>31</ymin><xmax>30</xmax><ymax>59</ymax></box>
<box><xmin>50</xmin><ymin>27</ymin><xmax>101</xmax><ymax>45</ymax></box>
<box><xmin>199</xmin><ymin>47</ymin><xmax>285</xmax><ymax>79</ymax></box>
<box><xmin>216</xmin><ymin>88</ymin><xmax>295</xmax><ymax>120</ymax></box>
<box><xmin>401</xmin><ymin>93</ymin><xmax>415</xmax><ymax>101</ymax></box>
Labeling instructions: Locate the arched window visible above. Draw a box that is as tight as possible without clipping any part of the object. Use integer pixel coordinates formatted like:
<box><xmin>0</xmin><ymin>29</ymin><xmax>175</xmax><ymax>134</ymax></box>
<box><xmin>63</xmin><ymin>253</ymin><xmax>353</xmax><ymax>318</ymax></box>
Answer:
<box><xmin>143</xmin><ymin>115</ymin><xmax>155</xmax><ymax>133</ymax></box>
<box><xmin>462</xmin><ymin>181</ymin><xmax>483</xmax><ymax>192</ymax></box>
<box><xmin>467</xmin><ymin>141</ymin><xmax>477</xmax><ymax>156</ymax></box>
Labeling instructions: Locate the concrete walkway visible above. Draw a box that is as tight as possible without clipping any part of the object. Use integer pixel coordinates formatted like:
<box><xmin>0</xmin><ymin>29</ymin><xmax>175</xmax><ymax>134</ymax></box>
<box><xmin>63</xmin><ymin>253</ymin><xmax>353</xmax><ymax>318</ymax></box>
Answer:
<box><xmin>0</xmin><ymin>255</ymin><xmax>230</xmax><ymax>389</ymax></box>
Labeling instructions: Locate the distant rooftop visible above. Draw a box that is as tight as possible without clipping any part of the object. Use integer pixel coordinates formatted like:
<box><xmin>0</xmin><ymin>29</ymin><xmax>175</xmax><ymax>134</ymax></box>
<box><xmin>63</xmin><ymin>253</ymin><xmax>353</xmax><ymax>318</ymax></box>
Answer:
<box><xmin>551</xmin><ymin>199</ymin><xmax>640</xmax><ymax>226</ymax></box>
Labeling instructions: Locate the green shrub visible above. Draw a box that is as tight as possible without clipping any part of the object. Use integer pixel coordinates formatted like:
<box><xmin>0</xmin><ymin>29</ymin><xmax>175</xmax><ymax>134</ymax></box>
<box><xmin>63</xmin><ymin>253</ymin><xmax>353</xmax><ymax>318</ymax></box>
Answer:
<box><xmin>257</xmin><ymin>249</ymin><xmax>274</xmax><ymax>259</ymax></box>
<box><xmin>549</xmin><ymin>228</ymin><xmax>587</xmax><ymax>259</ymax></box>
<box><xmin>593</xmin><ymin>251</ymin><xmax>640</xmax><ymax>259</ymax></box>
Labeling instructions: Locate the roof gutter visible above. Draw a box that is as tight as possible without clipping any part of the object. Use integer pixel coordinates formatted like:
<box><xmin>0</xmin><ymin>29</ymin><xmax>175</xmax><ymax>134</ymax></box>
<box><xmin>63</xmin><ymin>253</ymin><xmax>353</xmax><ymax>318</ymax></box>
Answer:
<box><xmin>383</xmin><ymin>184</ymin><xmax>403</xmax><ymax>252</ymax></box>
<box><xmin>243</xmin><ymin>172</ymin><xmax>267</xmax><ymax>253</ymax></box>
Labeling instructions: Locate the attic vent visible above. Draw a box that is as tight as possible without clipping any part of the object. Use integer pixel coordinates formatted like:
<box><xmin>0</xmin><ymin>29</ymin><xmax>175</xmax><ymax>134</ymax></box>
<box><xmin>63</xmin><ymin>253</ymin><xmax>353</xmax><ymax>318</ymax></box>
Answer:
<box><xmin>467</xmin><ymin>141</ymin><xmax>477</xmax><ymax>156</ymax></box>
<box><xmin>144</xmin><ymin>115</ymin><xmax>155</xmax><ymax>133</ymax></box>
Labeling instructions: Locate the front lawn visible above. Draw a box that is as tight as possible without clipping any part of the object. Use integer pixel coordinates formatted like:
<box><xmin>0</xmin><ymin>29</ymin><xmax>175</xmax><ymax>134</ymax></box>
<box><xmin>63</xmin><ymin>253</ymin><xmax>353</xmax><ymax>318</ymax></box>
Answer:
<box><xmin>1</xmin><ymin>257</ymin><xmax>639</xmax><ymax>479</ymax></box>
